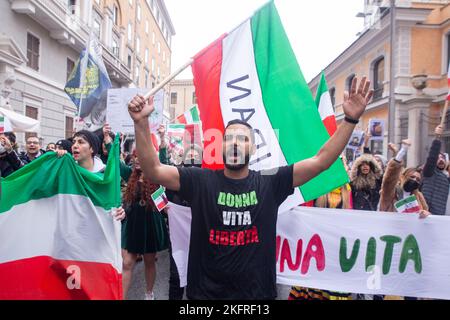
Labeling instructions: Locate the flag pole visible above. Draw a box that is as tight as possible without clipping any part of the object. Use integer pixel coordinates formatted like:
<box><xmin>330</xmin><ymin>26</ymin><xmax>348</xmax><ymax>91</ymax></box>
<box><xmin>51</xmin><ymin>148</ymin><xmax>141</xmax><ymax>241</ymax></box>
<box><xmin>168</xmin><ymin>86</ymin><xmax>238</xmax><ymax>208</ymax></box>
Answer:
<box><xmin>143</xmin><ymin>58</ymin><xmax>194</xmax><ymax>100</ymax></box>
<box><xmin>440</xmin><ymin>100</ymin><xmax>449</xmax><ymax>128</ymax></box>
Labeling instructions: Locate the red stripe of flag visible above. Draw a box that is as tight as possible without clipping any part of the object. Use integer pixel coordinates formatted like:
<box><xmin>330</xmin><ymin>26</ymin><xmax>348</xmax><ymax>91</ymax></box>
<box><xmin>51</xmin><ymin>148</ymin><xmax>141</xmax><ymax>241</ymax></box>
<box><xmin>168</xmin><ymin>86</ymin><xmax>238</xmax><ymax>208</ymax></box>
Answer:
<box><xmin>191</xmin><ymin>34</ymin><xmax>227</xmax><ymax>170</ymax></box>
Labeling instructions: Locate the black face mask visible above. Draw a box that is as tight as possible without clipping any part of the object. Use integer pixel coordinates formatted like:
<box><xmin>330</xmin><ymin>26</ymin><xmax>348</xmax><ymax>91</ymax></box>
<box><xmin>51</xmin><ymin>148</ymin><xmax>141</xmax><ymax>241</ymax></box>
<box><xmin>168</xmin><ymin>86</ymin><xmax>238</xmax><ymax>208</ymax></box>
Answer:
<box><xmin>403</xmin><ymin>180</ymin><xmax>420</xmax><ymax>193</ymax></box>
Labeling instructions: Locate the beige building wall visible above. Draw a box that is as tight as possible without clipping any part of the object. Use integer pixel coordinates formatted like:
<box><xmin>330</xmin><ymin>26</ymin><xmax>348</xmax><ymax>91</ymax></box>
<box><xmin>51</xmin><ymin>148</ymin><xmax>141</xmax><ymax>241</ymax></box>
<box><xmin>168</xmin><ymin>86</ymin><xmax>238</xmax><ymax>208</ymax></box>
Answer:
<box><xmin>168</xmin><ymin>79</ymin><xmax>197</xmax><ymax>120</ymax></box>
<box><xmin>309</xmin><ymin>1</ymin><xmax>450</xmax><ymax>166</ymax></box>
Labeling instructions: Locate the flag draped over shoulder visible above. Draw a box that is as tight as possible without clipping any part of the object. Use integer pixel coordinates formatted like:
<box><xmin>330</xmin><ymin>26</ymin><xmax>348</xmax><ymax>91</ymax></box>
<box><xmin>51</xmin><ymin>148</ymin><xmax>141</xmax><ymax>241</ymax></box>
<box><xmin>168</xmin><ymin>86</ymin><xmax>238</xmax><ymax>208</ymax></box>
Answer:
<box><xmin>191</xmin><ymin>1</ymin><xmax>348</xmax><ymax>207</ymax></box>
<box><xmin>64</xmin><ymin>37</ymin><xmax>112</xmax><ymax>131</ymax></box>
<box><xmin>0</xmin><ymin>136</ymin><xmax>122</xmax><ymax>300</ymax></box>
<box><xmin>316</xmin><ymin>73</ymin><xmax>337</xmax><ymax>137</ymax></box>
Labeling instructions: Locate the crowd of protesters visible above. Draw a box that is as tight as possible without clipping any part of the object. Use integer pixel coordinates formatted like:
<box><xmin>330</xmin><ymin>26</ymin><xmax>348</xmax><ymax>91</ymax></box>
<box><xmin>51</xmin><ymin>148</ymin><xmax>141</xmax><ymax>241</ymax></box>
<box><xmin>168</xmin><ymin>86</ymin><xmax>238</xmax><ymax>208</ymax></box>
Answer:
<box><xmin>1</xmin><ymin>76</ymin><xmax>449</xmax><ymax>301</ymax></box>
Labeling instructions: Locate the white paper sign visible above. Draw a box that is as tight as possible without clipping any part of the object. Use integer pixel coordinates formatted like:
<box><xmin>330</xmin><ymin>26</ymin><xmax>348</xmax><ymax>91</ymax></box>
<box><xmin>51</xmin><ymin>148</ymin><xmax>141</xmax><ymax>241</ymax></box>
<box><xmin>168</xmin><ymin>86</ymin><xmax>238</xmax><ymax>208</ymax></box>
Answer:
<box><xmin>107</xmin><ymin>88</ymin><xmax>164</xmax><ymax>134</ymax></box>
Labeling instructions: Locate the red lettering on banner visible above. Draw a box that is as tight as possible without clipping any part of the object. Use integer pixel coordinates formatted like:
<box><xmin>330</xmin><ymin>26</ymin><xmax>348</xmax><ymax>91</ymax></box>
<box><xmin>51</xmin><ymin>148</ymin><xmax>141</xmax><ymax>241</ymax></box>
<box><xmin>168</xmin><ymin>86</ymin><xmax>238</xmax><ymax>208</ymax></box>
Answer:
<box><xmin>301</xmin><ymin>234</ymin><xmax>326</xmax><ymax>274</ymax></box>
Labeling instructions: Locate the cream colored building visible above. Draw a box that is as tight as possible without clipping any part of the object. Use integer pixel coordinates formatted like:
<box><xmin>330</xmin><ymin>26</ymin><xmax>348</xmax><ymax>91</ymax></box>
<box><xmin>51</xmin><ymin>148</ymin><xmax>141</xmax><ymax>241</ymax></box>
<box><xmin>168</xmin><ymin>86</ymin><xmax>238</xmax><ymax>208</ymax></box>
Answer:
<box><xmin>0</xmin><ymin>0</ymin><xmax>174</xmax><ymax>146</ymax></box>
<box><xmin>309</xmin><ymin>0</ymin><xmax>450</xmax><ymax>167</ymax></box>
<box><xmin>168</xmin><ymin>79</ymin><xmax>197</xmax><ymax>120</ymax></box>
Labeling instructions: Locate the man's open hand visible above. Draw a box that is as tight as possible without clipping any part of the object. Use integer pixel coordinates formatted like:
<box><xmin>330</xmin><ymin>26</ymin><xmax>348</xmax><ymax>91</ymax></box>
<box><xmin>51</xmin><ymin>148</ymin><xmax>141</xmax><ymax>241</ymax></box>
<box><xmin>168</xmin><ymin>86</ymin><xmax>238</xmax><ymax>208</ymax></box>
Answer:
<box><xmin>343</xmin><ymin>77</ymin><xmax>373</xmax><ymax>121</ymax></box>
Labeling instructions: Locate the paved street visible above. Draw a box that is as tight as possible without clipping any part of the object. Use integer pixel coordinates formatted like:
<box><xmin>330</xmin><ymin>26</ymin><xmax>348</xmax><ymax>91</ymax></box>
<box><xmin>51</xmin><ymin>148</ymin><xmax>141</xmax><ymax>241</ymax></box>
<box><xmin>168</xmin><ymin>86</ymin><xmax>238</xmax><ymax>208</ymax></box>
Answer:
<box><xmin>127</xmin><ymin>250</ymin><xmax>292</xmax><ymax>300</ymax></box>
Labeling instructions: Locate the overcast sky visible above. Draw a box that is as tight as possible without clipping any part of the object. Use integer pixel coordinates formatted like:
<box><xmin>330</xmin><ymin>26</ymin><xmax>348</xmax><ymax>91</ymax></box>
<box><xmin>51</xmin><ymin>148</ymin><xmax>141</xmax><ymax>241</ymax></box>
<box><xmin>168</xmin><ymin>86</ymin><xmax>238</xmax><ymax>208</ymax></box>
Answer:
<box><xmin>164</xmin><ymin>0</ymin><xmax>365</xmax><ymax>83</ymax></box>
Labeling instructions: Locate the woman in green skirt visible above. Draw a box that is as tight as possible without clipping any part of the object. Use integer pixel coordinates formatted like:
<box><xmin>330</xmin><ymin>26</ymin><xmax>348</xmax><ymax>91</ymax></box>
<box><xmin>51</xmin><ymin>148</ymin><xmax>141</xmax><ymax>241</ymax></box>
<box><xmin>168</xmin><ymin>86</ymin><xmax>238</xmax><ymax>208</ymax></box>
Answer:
<box><xmin>121</xmin><ymin>153</ymin><xmax>169</xmax><ymax>300</ymax></box>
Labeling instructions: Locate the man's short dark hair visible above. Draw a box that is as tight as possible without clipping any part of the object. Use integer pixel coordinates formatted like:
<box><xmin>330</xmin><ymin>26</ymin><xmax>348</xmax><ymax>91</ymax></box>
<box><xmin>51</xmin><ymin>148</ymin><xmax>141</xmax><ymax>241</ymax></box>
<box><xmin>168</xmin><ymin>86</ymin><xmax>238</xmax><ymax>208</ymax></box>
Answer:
<box><xmin>225</xmin><ymin>120</ymin><xmax>255</xmax><ymax>143</ymax></box>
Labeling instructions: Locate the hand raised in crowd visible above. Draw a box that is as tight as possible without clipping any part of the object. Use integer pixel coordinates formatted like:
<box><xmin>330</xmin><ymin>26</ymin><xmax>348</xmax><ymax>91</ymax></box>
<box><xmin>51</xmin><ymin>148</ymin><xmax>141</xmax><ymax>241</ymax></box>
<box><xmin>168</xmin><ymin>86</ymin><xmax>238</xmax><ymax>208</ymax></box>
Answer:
<box><xmin>56</xmin><ymin>150</ymin><xmax>68</xmax><ymax>158</ymax></box>
<box><xmin>419</xmin><ymin>210</ymin><xmax>431</xmax><ymax>220</ymax></box>
<box><xmin>388</xmin><ymin>142</ymin><xmax>398</xmax><ymax>157</ymax></box>
<box><xmin>103</xmin><ymin>123</ymin><xmax>113</xmax><ymax>144</ymax></box>
<box><xmin>113</xmin><ymin>207</ymin><xmax>126</xmax><ymax>221</ymax></box>
<box><xmin>435</xmin><ymin>125</ymin><xmax>444</xmax><ymax>138</ymax></box>
<box><xmin>128</xmin><ymin>95</ymin><xmax>155</xmax><ymax>123</ymax></box>
<box><xmin>342</xmin><ymin>77</ymin><xmax>373</xmax><ymax>121</ymax></box>
<box><xmin>0</xmin><ymin>135</ymin><xmax>13</xmax><ymax>153</ymax></box>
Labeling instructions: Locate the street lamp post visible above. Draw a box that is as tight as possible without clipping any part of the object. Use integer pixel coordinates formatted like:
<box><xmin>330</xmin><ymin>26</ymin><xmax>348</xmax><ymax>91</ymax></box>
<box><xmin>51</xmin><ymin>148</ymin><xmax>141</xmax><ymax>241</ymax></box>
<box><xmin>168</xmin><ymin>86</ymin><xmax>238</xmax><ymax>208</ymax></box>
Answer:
<box><xmin>388</xmin><ymin>0</ymin><xmax>397</xmax><ymax>149</ymax></box>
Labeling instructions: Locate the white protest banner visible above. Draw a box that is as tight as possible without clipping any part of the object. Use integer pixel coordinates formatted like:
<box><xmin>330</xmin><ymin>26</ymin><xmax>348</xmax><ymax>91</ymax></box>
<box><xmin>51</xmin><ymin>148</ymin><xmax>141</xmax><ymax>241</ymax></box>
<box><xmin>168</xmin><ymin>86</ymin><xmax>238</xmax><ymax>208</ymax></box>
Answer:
<box><xmin>168</xmin><ymin>204</ymin><xmax>450</xmax><ymax>299</ymax></box>
<box><xmin>107</xmin><ymin>88</ymin><xmax>164</xmax><ymax>134</ymax></box>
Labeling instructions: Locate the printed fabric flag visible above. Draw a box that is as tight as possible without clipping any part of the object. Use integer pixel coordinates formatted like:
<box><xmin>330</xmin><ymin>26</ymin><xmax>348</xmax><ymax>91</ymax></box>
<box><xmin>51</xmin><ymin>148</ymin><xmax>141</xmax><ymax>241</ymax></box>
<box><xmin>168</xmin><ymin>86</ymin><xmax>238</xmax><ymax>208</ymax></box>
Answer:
<box><xmin>191</xmin><ymin>1</ymin><xmax>348</xmax><ymax>209</ymax></box>
<box><xmin>64</xmin><ymin>37</ymin><xmax>112</xmax><ymax>132</ymax></box>
<box><xmin>315</xmin><ymin>73</ymin><xmax>337</xmax><ymax>137</ymax></box>
<box><xmin>151</xmin><ymin>186</ymin><xmax>169</xmax><ymax>212</ymax></box>
<box><xmin>395</xmin><ymin>195</ymin><xmax>421</xmax><ymax>214</ymax></box>
<box><xmin>0</xmin><ymin>136</ymin><xmax>122</xmax><ymax>300</ymax></box>
<box><xmin>0</xmin><ymin>107</ymin><xmax>40</xmax><ymax>133</ymax></box>
<box><xmin>177</xmin><ymin>105</ymin><xmax>201</xmax><ymax>124</ymax></box>
<box><xmin>0</xmin><ymin>116</ymin><xmax>4</xmax><ymax>133</ymax></box>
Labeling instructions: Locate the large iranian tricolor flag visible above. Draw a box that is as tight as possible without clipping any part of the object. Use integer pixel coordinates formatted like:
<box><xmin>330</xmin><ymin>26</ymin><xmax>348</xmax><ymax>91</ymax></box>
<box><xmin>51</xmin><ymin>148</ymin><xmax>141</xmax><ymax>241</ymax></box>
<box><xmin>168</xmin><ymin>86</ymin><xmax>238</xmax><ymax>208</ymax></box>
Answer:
<box><xmin>0</xmin><ymin>137</ymin><xmax>122</xmax><ymax>300</ymax></box>
<box><xmin>192</xmin><ymin>1</ymin><xmax>348</xmax><ymax>208</ymax></box>
<box><xmin>316</xmin><ymin>73</ymin><xmax>337</xmax><ymax>137</ymax></box>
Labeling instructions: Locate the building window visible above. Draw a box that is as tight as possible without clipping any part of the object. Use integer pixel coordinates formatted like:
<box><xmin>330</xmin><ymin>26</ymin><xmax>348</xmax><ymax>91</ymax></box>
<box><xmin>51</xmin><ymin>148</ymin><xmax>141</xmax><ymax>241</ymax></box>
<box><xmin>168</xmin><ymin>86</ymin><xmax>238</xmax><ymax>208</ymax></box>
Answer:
<box><xmin>25</xmin><ymin>106</ymin><xmax>38</xmax><ymax>140</ymax></box>
<box><xmin>145</xmin><ymin>70</ymin><xmax>149</xmax><ymax>88</ymax></box>
<box><xmin>163</xmin><ymin>51</ymin><xmax>166</xmax><ymax>62</ymax></box>
<box><xmin>137</xmin><ymin>4</ymin><xmax>141</xmax><ymax>21</ymax></box>
<box><xmin>135</xmin><ymin>65</ymin><xmax>140</xmax><ymax>84</ymax></box>
<box><xmin>373</xmin><ymin>57</ymin><xmax>385</xmax><ymax>100</ymax></box>
<box><xmin>68</xmin><ymin>0</ymin><xmax>76</xmax><ymax>14</ymax></box>
<box><xmin>27</xmin><ymin>33</ymin><xmax>40</xmax><ymax>71</ymax></box>
<box><xmin>151</xmin><ymin>57</ymin><xmax>155</xmax><ymax>73</ymax></box>
<box><xmin>157</xmin><ymin>42</ymin><xmax>161</xmax><ymax>54</ymax></box>
<box><xmin>152</xmin><ymin>32</ymin><xmax>155</xmax><ymax>45</ymax></box>
<box><xmin>145</xmin><ymin>48</ymin><xmax>149</xmax><ymax>64</ymax></box>
<box><xmin>171</xmin><ymin>92</ymin><xmax>177</xmax><ymax>105</ymax></box>
<box><xmin>136</xmin><ymin>37</ymin><xmax>140</xmax><ymax>55</ymax></box>
<box><xmin>65</xmin><ymin>116</ymin><xmax>74</xmax><ymax>139</ymax></box>
<box><xmin>346</xmin><ymin>74</ymin><xmax>355</xmax><ymax>92</ymax></box>
<box><xmin>93</xmin><ymin>19</ymin><xmax>101</xmax><ymax>39</ymax></box>
<box><xmin>128</xmin><ymin>23</ymin><xmax>132</xmax><ymax>42</ymax></box>
<box><xmin>128</xmin><ymin>0</ymin><xmax>132</xmax><ymax>6</ymax></box>
<box><xmin>329</xmin><ymin>87</ymin><xmax>336</xmax><ymax>109</ymax></box>
<box><xmin>66</xmin><ymin>58</ymin><xmax>75</xmax><ymax>81</ymax></box>
<box><xmin>112</xmin><ymin>37</ymin><xmax>119</xmax><ymax>58</ymax></box>
<box><xmin>192</xmin><ymin>92</ymin><xmax>197</xmax><ymax>104</ymax></box>
<box><xmin>145</xmin><ymin>20</ymin><xmax>149</xmax><ymax>34</ymax></box>
<box><xmin>127</xmin><ymin>50</ymin><xmax>132</xmax><ymax>68</ymax></box>
<box><xmin>112</xmin><ymin>4</ymin><xmax>119</xmax><ymax>25</ymax></box>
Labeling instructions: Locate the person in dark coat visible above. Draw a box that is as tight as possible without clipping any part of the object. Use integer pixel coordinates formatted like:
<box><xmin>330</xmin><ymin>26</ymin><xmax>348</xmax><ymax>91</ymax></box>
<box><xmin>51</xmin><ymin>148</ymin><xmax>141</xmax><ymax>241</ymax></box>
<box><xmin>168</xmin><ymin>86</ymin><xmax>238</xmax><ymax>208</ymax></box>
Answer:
<box><xmin>0</xmin><ymin>132</ymin><xmax>24</xmax><ymax>178</ymax></box>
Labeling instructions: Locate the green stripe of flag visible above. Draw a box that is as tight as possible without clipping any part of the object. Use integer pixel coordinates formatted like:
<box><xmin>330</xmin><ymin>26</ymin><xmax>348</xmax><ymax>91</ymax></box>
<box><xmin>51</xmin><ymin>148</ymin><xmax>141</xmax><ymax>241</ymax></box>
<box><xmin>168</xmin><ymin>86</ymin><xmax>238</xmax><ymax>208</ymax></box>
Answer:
<box><xmin>0</xmin><ymin>135</ymin><xmax>121</xmax><ymax>213</ymax></box>
<box><xmin>251</xmin><ymin>2</ymin><xmax>348</xmax><ymax>200</ymax></box>
<box><xmin>151</xmin><ymin>186</ymin><xmax>165</xmax><ymax>200</ymax></box>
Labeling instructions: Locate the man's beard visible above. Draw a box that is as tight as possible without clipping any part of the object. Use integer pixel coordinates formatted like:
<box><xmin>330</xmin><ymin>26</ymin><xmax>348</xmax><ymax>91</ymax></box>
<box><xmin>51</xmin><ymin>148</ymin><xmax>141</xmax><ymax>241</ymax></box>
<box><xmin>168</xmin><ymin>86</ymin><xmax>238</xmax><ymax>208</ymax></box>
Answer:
<box><xmin>223</xmin><ymin>147</ymin><xmax>250</xmax><ymax>171</ymax></box>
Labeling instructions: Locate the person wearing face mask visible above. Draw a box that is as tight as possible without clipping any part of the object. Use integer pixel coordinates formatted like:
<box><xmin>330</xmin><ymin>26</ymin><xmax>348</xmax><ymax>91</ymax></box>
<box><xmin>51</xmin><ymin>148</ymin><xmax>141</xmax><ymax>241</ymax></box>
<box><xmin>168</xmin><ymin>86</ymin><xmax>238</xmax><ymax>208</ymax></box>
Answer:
<box><xmin>421</xmin><ymin>125</ymin><xmax>449</xmax><ymax>216</ymax></box>
<box><xmin>379</xmin><ymin>140</ymin><xmax>429</xmax><ymax>218</ymax></box>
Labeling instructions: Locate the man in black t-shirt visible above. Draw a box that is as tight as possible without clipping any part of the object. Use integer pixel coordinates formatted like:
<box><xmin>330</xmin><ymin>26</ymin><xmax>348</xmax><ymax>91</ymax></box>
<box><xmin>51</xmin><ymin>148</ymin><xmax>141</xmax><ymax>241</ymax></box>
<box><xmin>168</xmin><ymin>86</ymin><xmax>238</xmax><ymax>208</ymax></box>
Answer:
<box><xmin>128</xmin><ymin>77</ymin><xmax>373</xmax><ymax>300</ymax></box>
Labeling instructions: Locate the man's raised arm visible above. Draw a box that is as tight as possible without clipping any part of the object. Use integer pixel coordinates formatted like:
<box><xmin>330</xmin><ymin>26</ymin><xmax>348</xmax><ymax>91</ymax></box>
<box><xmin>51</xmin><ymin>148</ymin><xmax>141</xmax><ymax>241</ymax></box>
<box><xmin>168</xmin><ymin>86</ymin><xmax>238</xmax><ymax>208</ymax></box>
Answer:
<box><xmin>128</xmin><ymin>95</ymin><xmax>180</xmax><ymax>191</ymax></box>
<box><xmin>293</xmin><ymin>77</ymin><xmax>374</xmax><ymax>188</ymax></box>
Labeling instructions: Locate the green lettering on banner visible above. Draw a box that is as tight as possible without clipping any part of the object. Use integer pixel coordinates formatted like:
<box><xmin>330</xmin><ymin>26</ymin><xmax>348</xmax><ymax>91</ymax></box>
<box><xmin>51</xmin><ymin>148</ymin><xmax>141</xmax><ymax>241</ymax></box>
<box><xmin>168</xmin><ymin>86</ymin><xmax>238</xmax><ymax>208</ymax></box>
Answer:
<box><xmin>339</xmin><ymin>237</ymin><xmax>360</xmax><ymax>273</ymax></box>
<box><xmin>399</xmin><ymin>235</ymin><xmax>422</xmax><ymax>274</ymax></box>
<box><xmin>365</xmin><ymin>237</ymin><xmax>377</xmax><ymax>272</ymax></box>
<box><xmin>380</xmin><ymin>236</ymin><xmax>402</xmax><ymax>275</ymax></box>
<box><xmin>250</xmin><ymin>191</ymin><xmax>258</xmax><ymax>205</ymax></box>
<box><xmin>218</xmin><ymin>192</ymin><xmax>226</xmax><ymax>205</ymax></box>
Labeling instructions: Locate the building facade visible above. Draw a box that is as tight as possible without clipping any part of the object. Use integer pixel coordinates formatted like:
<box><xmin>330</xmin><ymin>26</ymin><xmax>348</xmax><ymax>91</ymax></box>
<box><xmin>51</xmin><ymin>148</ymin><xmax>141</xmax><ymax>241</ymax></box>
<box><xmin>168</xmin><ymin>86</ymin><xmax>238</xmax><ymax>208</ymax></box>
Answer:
<box><xmin>0</xmin><ymin>0</ymin><xmax>174</xmax><ymax>148</ymax></box>
<box><xmin>309</xmin><ymin>0</ymin><xmax>449</xmax><ymax>167</ymax></box>
<box><xmin>168</xmin><ymin>79</ymin><xmax>197</xmax><ymax>120</ymax></box>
